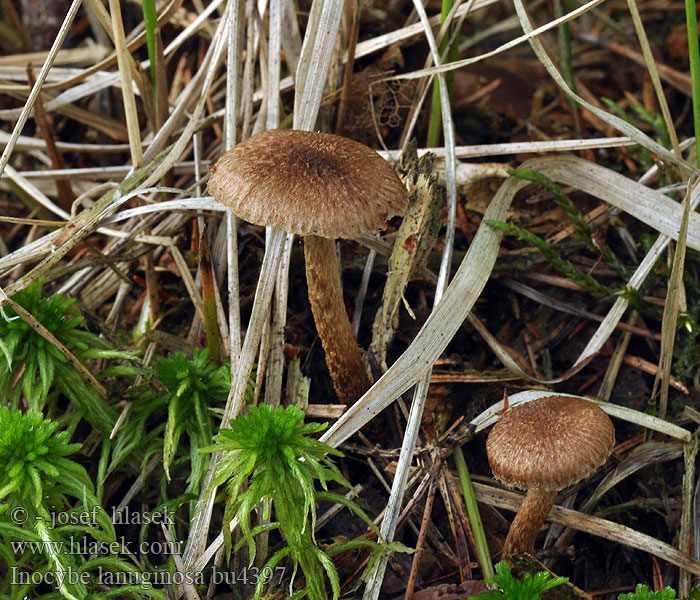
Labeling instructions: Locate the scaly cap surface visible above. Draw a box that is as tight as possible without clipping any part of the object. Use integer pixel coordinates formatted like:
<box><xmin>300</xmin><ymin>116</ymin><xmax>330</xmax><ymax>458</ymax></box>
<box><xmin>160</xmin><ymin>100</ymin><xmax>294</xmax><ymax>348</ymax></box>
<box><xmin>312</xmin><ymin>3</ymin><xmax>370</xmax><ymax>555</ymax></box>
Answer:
<box><xmin>207</xmin><ymin>129</ymin><xmax>407</xmax><ymax>238</ymax></box>
<box><xmin>486</xmin><ymin>395</ymin><xmax>615</xmax><ymax>491</ymax></box>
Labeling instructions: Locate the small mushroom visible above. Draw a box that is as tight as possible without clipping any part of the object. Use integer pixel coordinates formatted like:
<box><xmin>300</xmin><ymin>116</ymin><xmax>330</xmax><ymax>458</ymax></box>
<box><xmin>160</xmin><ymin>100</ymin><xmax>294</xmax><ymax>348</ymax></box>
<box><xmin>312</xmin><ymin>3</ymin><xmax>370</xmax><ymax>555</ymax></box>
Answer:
<box><xmin>208</xmin><ymin>129</ymin><xmax>407</xmax><ymax>405</ymax></box>
<box><xmin>486</xmin><ymin>395</ymin><xmax>615</xmax><ymax>557</ymax></box>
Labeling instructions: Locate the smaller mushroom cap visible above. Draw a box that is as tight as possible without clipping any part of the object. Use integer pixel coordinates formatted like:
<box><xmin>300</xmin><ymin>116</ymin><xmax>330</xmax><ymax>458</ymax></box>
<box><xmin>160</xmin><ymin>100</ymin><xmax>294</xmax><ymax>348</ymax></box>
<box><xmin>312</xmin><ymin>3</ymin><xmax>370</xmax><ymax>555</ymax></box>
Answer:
<box><xmin>207</xmin><ymin>129</ymin><xmax>408</xmax><ymax>238</ymax></box>
<box><xmin>486</xmin><ymin>395</ymin><xmax>615</xmax><ymax>491</ymax></box>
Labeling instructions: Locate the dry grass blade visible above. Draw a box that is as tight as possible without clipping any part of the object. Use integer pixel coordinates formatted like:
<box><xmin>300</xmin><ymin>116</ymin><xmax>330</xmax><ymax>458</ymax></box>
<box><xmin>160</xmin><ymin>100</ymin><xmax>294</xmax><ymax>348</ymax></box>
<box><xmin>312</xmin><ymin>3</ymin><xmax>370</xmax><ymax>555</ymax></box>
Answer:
<box><xmin>511</xmin><ymin>0</ymin><xmax>696</xmax><ymax>175</ymax></box>
<box><xmin>224</xmin><ymin>0</ymin><xmax>245</xmax><ymax>362</ymax></box>
<box><xmin>0</xmin><ymin>0</ymin><xmax>82</xmax><ymax>177</ymax></box>
<box><xmin>2</xmin><ymin>0</ymin><xmax>698</xmax><ymax>594</ymax></box>
<box><xmin>0</xmin><ymin>130</ymin><xmax>131</xmax><ymax>153</ymax></box>
<box><xmin>160</xmin><ymin>524</ymin><xmax>202</xmax><ymax>600</ymax></box>
<box><xmin>625</xmin><ymin>0</ymin><xmax>682</xmax><ymax>157</ymax></box>
<box><xmin>200</xmin><ymin>226</ymin><xmax>284</xmax><ymax>564</ymax></box>
<box><xmin>2</xmin><ymin>162</ymin><xmax>210</xmax><ymax>181</ymax></box>
<box><xmin>3</xmin><ymin>164</ymin><xmax>70</xmax><ymax>220</ymax></box>
<box><xmin>381</xmin><ymin>0</ymin><xmax>694</xmax><ymax>174</ymax></box>
<box><xmin>653</xmin><ymin>184</ymin><xmax>693</xmax><ymax>419</ymax></box>
<box><xmin>0</xmin><ymin>216</ymin><xmax>66</xmax><ymax>227</ymax></box>
<box><xmin>594</xmin><ymin>442</ymin><xmax>683</xmax><ymax>508</ymax></box>
<box><xmin>263</xmin><ymin>0</ymin><xmax>294</xmax><ymax>407</ymax></box>
<box><xmin>378</xmin><ymin>137</ymin><xmax>636</xmax><ymax>159</ymax></box>
<box><xmin>597</xmin><ymin>312</ymin><xmax>638</xmax><ymax>401</ymax></box>
<box><xmin>323</xmin><ymin>152</ymin><xmax>699</xmax><ymax>447</ymax></box>
<box><xmin>335</xmin><ymin>0</ymin><xmax>360</xmax><ymax>135</ymax></box>
<box><xmin>680</xmin><ymin>438</ymin><xmax>698</xmax><ymax>596</ymax></box>
<box><xmin>103</xmin><ymin>0</ymin><xmax>144</xmax><ymax>165</ymax></box>
<box><xmin>142</xmin><ymin>10</ymin><xmax>229</xmax><ymax>187</ymax></box>
<box><xmin>472</xmin><ymin>390</ymin><xmax>692</xmax><ymax>442</ymax></box>
<box><xmin>322</xmin><ymin>165</ymin><xmax>509</xmax><ymax>448</ymax></box>
<box><xmin>1</xmin><ymin>98</ymin><xmax>129</xmax><ymax>139</ymax></box>
<box><xmin>481</xmin><ymin>157</ymin><xmax>699</xmax><ymax>387</ymax></box>
<box><xmin>99</xmin><ymin>198</ymin><xmax>222</xmax><ymax>223</ymax></box>
<box><xmin>0</xmin><ymin>170</ymin><xmax>165</xmax><ymax>304</ymax></box>
<box><xmin>186</xmin><ymin>1</ymin><xmax>348</xmax><ymax>569</ymax></box>
<box><xmin>265</xmin><ymin>235</ymin><xmax>294</xmax><ymax>405</ymax></box>
<box><xmin>501</xmin><ymin>279</ymin><xmax>660</xmax><ymax>341</ymax></box>
<box><xmin>547</xmin><ymin>441</ymin><xmax>684</xmax><ymax>563</ymax></box>
<box><xmin>364</xmin><ymin>374</ymin><xmax>433</xmax><ymax>600</ymax></box>
<box><xmin>43</xmin><ymin>0</ymin><xmax>183</xmax><ymax>94</ymax></box>
<box><xmin>509</xmin><ymin>158</ymin><xmax>700</xmax><ymax>249</ymax></box>
<box><xmin>473</xmin><ymin>482</ymin><xmax>700</xmax><ymax>575</ymax></box>
<box><xmin>0</xmin><ymin>47</ymin><xmax>105</xmax><ymax>69</ymax></box>
<box><xmin>390</xmin><ymin>0</ymin><xmax>604</xmax><ymax>81</ymax></box>
<box><xmin>364</xmin><ymin>3</ymin><xmax>461</xmax><ymax>594</ymax></box>
<box><xmin>412</xmin><ymin>0</ymin><xmax>458</xmax><ymax>294</ymax></box>
<box><xmin>0</xmin><ymin>231</ymin><xmax>60</xmax><ymax>277</ymax></box>
<box><xmin>267</xmin><ymin>0</ymin><xmax>282</xmax><ymax>129</ymax></box>
<box><xmin>350</xmin><ymin>0</ymin><xmax>497</xmax><ymax>63</ymax></box>
<box><xmin>280</xmin><ymin>0</ymin><xmax>302</xmax><ymax>74</ymax></box>
<box><xmin>577</xmin><ymin>193</ymin><xmax>700</xmax><ymax>371</ymax></box>
<box><xmin>293</xmin><ymin>0</ymin><xmax>344</xmax><ymax>130</ymax></box>
<box><xmin>0</xmin><ymin>0</ymin><xmax>30</xmax><ymax>51</ymax></box>
<box><xmin>0</xmin><ymin>68</ymin><xmax>113</xmax><ymax>119</ymax></box>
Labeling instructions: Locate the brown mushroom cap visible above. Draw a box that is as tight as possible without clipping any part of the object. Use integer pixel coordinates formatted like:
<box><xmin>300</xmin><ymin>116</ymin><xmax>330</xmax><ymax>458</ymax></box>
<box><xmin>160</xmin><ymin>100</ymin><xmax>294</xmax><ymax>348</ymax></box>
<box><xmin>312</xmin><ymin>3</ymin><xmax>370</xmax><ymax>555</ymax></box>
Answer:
<box><xmin>207</xmin><ymin>129</ymin><xmax>408</xmax><ymax>238</ymax></box>
<box><xmin>486</xmin><ymin>395</ymin><xmax>615</xmax><ymax>491</ymax></box>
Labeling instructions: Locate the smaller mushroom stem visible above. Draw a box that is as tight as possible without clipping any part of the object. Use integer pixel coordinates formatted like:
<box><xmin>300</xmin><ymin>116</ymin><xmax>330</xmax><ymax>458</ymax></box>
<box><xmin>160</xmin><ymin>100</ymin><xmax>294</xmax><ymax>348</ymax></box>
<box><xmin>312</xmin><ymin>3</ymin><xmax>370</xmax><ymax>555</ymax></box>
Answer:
<box><xmin>304</xmin><ymin>235</ymin><xmax>372</xmax><ymax>405</ymax></box>
<box><xmin>503</xmin><ymin>488</ymin><xmax>558</xmax><ymax>558</ymax></box>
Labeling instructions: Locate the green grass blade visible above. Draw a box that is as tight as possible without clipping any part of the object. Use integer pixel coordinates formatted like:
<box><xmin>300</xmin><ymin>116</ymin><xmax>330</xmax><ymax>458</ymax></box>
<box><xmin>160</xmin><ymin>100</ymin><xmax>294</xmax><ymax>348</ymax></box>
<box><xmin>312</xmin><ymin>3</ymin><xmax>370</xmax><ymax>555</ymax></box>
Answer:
<box><xmin>141</xmin><ymin>0</ymin><xmax>158</xmax><ymax>87</ymax></box>
<box><xmin>426</xmin><ymin>0</ymin><xmax>459</xmax><ymax>147</ymax></box>
<box><xmin>454</xmin><ymin>446</ymin><xmax>495</xmax><ymax>579</ymax></box>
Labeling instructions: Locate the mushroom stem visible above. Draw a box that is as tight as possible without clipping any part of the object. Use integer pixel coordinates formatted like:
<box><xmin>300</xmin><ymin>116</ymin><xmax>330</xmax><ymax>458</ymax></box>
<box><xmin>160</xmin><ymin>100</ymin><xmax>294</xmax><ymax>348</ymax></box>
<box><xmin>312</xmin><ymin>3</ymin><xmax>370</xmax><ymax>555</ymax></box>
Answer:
<box><xmin>304</xmin><ymin>235</ymin><xmax>372</xmax><ymax>405</ymax></box>
<box><xmin>503</xmin><ymin>488</ymin><xmax>558</xmax><ymax>558</ymax></box>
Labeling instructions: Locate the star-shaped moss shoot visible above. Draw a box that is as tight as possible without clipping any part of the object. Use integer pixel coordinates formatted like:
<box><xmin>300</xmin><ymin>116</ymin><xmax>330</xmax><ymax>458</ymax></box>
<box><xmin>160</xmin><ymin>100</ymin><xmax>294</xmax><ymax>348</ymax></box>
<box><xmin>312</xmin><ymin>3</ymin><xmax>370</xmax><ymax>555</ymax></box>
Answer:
<box><xmin>203</xmin><ymin>404</ymin><xmax>351</xmax><ymax>600</ymax></box>
<box><xmin>0</xmin><ymin>406</ymin><xmax>89</xmax><ymax>519</ymax></box>
<box><xmin>0</xmin><ymin>280</ymin><xmax>121</xmax><ymax>433</ymax></box>
<box><xmin>156</xmin><ymin>348</ymin><xmax>230</xmax><ymax>487</ymax></box>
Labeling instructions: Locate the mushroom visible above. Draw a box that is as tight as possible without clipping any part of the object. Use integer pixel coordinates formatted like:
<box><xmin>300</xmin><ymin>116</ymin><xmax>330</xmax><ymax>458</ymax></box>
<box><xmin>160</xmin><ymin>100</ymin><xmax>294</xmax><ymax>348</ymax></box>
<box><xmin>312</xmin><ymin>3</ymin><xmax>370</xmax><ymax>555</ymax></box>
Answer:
<box><xmin>486</xmin><ymin>395</ymin><xmax>615</xmax><ymax>557</ymax></box>
<box><xmin>208</xmin><ymin>129</ymin><xmax>407</xmax><ymax>405</ymax></box>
